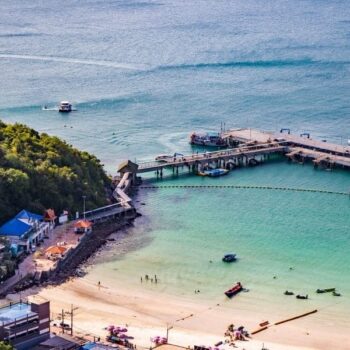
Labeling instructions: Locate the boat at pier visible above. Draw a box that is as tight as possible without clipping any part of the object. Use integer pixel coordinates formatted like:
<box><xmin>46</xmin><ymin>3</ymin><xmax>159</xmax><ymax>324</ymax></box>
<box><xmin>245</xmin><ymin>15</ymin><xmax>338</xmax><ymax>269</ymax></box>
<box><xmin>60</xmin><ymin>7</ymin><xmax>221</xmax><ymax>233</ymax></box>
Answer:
<box><xmin>222</xmin><ymin>253</ymin><xmax>237</xmax><ymax>262</ymax></box>
<box><xmin>203</xmin><ymin>168</ymin><xmax>229</xmax><ymax>177</ymax></box>
<box><xmin>225</xmin><ymin>282</ymin><xmax>243</xmax><ymax>298</ymax></box>
<box><xmin>58</xmin><ymin>101</ymin><xmax>72</xmax><ymax>112</ymax></box>
<box><xmin>190</xmin><ymin>132</ymin><xmax>226</xmax><ymax>147</ymax></box>
<box><xmin>155</xmin><ymin>154</ymin><xmax>173</xmax><ymax>162</ymax></box>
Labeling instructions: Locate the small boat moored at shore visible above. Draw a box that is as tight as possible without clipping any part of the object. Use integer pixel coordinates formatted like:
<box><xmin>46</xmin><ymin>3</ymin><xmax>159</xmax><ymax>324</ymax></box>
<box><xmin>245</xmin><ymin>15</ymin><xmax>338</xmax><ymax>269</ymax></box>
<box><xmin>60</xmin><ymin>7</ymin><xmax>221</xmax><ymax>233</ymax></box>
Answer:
<box><xmin>222</xmin><ymin>253</ymin><xmax>237</xmax><ymax>262</ymax></box>
<box><xmin>59</xmin><ymin>101</ymin><xmax>72</xmax><ymax>112</ymax></box>
<box><xmin>225</xmin><ymin>282</ymin><xmax>243</xmax><ymax>298</ymax></box>
<box><xmin>284</xmin><ymin>290</ymin><xmax>294</xmax><ymax>295</ymax></box>
<box><xmin>296</xmin><ymin>294</ymin><xmax>308</xmax><ymax>300</ymax></box>
<box><xmin>316</xmin><ymin>288</ymin><xmax>335</xmax><ymax>293</ymax></box>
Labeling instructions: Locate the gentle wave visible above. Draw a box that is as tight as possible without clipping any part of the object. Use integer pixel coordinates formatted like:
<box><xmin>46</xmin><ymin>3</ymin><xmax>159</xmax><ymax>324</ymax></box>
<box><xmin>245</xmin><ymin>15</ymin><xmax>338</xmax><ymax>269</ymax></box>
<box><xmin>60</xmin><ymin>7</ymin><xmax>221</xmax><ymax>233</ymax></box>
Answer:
<box><xmin>0</xmin><ymin>53</ymin><xmax>148</xmax><ymax>71</ymax></box>
<box><xmin>0</xmin><ymin>33</ymin><xmax>44</xmax><ymax>38</ymax></box>
<box><xmin>156</xmin><ymin>58</ymin><xmax>350</xmax><ymax>71</ymax></box>
<box><xmin>1</xmin><ymin>54</ymin><xmax>348</xmax><ymax>74</ymax></box>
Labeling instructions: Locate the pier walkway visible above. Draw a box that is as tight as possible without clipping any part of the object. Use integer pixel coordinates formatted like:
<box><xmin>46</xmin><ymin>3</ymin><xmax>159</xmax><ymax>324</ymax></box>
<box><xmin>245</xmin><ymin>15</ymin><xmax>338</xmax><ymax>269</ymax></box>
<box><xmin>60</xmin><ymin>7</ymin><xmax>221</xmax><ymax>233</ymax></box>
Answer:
<box><xmin>136</xmin><ymin>143</ymin><xmax>287</xmax><ymax>174</ymax></box>
<box><xmin>82</xmin><ymin>172</ymin><xmax>135</xmax><ymax>223</ymax></box>
<box><xmin>117</xmin><ymin>128</ymin><xmax>350</xmax><ymax>179</ymax></box>
<box><xmin>83</xmin><ymin>203</ymin><xmax>129</xmax><ymax>223</ymax></box>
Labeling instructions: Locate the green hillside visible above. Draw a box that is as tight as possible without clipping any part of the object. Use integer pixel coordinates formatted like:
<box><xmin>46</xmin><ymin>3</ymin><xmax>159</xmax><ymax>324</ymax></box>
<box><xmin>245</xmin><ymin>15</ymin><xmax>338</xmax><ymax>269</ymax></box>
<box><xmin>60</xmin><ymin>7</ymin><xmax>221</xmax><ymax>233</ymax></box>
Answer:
<box><xmin>0</xmin><ymin>120</ymin><xmax>111</xmax><ymax>223</ymax></box>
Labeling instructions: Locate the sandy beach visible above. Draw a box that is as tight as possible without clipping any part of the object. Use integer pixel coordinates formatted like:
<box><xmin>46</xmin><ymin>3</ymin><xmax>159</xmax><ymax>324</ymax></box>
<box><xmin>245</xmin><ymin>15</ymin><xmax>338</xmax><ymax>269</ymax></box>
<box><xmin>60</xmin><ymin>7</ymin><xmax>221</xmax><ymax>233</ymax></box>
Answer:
<box><xmin>15</xmin><ymin>269</ymin><xmax>349</xmax><ymax>350</ymax></box>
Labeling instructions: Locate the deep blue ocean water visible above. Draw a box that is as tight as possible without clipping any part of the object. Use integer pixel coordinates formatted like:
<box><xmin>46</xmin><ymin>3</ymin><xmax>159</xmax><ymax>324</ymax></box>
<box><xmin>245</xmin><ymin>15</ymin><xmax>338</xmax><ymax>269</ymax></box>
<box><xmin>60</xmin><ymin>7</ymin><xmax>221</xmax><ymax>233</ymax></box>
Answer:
<box><xmin>1</xmin><ymin>0</ymin><xmax>350</xmax><ymax>172</ymax></box>
<box><xmin>1</xmin><ymin>0</ymin><xmax>350</xmax><ymax>328</ymax></box>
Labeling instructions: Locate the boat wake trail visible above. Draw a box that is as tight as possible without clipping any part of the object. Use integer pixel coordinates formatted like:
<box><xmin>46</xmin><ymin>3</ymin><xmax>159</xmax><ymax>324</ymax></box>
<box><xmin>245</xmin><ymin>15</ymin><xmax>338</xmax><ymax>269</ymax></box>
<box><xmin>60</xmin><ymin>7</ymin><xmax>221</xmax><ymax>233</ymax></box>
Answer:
<box><xmin>0</xmin><ymin>53</ymin><xmax>148</xmax><ymax>71</ymax></box>
<box><xmin>42</xmin><ymin>107</ymin><xmax>58</xmax><ymax>111</ymax></box>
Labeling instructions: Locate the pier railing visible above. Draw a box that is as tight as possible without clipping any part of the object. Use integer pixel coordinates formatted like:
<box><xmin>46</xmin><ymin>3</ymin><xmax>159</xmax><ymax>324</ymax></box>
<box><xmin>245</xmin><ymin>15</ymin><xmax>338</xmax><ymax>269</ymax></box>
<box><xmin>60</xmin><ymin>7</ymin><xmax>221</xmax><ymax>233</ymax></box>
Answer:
<box><xmin>83</xmin><ymin>202</ymin><xmax>128</xmax><ymax>222</ymax></box>
<box><xmin>136</xmin><ymin>143</ymin><xmax>287</xmax><ymax>173</ymax></box>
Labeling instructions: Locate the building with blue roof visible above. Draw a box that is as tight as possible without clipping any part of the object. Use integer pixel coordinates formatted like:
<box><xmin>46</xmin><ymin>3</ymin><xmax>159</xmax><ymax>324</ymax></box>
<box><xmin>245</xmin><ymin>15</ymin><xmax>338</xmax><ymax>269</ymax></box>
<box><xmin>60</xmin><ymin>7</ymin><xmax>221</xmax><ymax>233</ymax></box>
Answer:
<box><xmin>0</xmin><ymin>210</ymin><xmax>52</xmax><ymax>255</ymax></box>
<box><xmin>81</xmin><ymin>342</ymin><xmax>117</xmax><ymax>350</ymax></box>
<box><xmin>0</xmin><ymin>218</ymin><xmax>32</xmax><ymax>237</ymax></box>
<box><xmin>15</xmin><ymin>209</ymin><xmax>44</xmax><ymax>222</ymax></box>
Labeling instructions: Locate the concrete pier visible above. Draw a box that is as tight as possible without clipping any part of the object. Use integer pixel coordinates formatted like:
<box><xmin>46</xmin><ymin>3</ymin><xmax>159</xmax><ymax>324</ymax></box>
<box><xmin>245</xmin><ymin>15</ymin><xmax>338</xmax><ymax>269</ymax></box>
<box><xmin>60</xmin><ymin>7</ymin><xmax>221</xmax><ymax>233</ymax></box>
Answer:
<box><xmin>117</xmin><ymin>128</ymin><xmax>350</xmax><ymax>179</ymax></box>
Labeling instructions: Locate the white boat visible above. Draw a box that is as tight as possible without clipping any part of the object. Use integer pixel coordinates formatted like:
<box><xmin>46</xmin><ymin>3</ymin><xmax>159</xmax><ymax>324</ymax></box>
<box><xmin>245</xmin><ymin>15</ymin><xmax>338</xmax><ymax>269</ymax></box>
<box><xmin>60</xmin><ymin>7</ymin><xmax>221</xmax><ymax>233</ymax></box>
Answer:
<box><xmin>155</xmin><ymin>152</ymin><xmax>185</xmax><ymax>162</ymax></box>
<box><xmin>58</xmin><ymin>101</ymin><xmax>72</xmax><ymax>113</ymax></box>
<box><xmin>190</xmin><ymin>132</ymin><xmax>226</xmax><ymax>147</ymax></box>
<box><xmin>155</xmin><ymin>154</ymin><xmax>173</xmax><ymax>162</ymax></box>
<box><xmin>197</xmin><ymin>168</ymin><xmax>229</xmax><ymax>177</ymax></box>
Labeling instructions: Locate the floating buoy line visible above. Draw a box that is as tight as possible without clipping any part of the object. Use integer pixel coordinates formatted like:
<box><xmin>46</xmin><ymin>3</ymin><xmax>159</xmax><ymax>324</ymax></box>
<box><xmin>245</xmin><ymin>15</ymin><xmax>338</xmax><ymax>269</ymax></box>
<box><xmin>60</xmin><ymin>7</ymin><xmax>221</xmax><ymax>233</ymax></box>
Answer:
<box><xmin>137</xmin><ymin>184</ymin><xmax>349</xmax><ymax>196</ymax></box>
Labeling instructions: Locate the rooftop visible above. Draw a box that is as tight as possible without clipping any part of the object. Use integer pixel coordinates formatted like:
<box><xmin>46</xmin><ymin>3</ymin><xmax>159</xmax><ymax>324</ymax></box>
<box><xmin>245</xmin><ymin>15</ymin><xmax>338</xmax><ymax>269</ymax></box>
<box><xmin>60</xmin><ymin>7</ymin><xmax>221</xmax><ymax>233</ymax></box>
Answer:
<box><xmin>0</xmin><ymin>302</ymin><xmax>35</xmax><ymax>324</ymax></box>
<box><xmin>0</xmin><ymin>218</ymin><xmax>32</xmax><ymax>237</ymax></box>
<box><xmin>39</xmin><ymin>334</ymin><xmax>82</xmax><ymax>349</ymax></box>
<box><xmin>82</xmin><ymin>342</ymin><xmax>119</xmax><ymax>350</ymax></box>
<box><xmin>0</xmin><ymin>209</ymin><xmax>44</xmax><ymax>237</ymax></box>
<box><xmin>15</xmin><ymin>209</ymin><xmax>43</xmax><ymax>222</ymax></box>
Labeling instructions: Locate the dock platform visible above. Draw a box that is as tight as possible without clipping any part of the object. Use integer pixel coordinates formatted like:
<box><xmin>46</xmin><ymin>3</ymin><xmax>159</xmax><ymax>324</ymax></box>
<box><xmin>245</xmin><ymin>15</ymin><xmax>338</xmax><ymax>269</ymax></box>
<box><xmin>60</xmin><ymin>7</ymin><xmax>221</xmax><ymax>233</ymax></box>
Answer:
<box><xmin>117</xmin><ymin>128</ymin><xmax>350</xmax><ymax>180</ymax></box>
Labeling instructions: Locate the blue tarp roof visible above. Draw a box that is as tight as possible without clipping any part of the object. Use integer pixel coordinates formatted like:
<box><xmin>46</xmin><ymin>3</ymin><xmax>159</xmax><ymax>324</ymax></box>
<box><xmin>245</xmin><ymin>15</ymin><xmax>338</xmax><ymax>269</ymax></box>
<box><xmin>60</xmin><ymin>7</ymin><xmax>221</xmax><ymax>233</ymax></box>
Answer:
<box><xmin>82</xmin><ymin>342</ymin><xmax>115</xmax><ymax>350</ymax></box>
<box><xmin>0</xmin><ymin>218</ymin><xmax>32</xmax><ymax>237</ymax></box>
<box><xmin>15</xmin><ymin>209</ymin><xmax>43</xmax><ymax>221</ymax></box>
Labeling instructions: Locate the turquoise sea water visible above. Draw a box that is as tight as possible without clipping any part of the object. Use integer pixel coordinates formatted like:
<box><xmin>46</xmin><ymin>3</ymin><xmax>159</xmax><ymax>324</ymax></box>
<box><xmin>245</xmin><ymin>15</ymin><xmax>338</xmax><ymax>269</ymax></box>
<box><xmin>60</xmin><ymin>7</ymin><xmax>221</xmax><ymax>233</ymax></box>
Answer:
<box><xmin>1</xmin><ymin>0</ymin><xmax>350</xmax><ymax>324</ymax></box>
<box><xmin>93</xmin><ymin>163</ymin><xmax>350</xmax><ymax>317</ymax></box>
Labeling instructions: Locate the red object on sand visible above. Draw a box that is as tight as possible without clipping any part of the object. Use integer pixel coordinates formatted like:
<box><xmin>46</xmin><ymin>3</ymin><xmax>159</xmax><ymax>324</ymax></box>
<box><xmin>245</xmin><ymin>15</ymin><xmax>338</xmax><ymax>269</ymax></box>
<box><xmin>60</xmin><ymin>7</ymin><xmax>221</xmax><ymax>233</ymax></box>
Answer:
<box><xmin>224</xmin><ymin>282</ymin><xmax>243</xmax><ymax>298</ymax></box>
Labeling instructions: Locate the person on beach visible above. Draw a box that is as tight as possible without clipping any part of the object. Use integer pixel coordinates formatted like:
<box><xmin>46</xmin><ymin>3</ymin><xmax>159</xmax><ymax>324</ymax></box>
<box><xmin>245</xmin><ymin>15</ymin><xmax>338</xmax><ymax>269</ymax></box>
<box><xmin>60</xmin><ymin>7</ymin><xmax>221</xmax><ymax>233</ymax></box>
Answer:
<box><xmin>140</xmin><ymin>277</ymin><xmax>142</xmax><ymax>283</ymax></box>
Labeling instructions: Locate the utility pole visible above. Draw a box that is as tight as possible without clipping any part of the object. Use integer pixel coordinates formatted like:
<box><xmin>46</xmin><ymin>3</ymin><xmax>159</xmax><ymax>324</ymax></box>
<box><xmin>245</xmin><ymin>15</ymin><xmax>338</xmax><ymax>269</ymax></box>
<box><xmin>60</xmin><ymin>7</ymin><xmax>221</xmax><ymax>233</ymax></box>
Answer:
<box><xmin>166</xmin><ymin>323</ymin><xmax>173</xmax><ymax>342</ymax></box>
<box><xmin>82</xmin><ymin>195</ymin><xmax>86</xmax><ymax>220</ymax></box>
<box><xmin>66</xmin><ymin>304</ymin><xmax>79</xmax><ymax>336</ymax></box>
<box><xmin>61</xmin><ymin>309</ymin><xmax>65</xmax><ymax>334</ymax></box>
<box><xmin>71</xmin><ymin>304</ymin><xmax>73</xmax><ymax>336</ymax></box>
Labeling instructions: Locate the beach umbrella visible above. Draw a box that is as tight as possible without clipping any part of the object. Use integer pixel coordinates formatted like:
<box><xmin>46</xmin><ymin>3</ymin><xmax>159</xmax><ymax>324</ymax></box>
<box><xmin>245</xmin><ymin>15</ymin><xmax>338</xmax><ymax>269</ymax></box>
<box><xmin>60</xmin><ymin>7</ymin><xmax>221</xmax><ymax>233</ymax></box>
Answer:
<box><xmin>45</xmin><ymin>245</ymin><xmax>67</xmax><ymax>255</ymax></box>
<box><xmin>107</xmin><ymin>325</ymin><xmax>115</xmax><ymax>333</ymax></box>
<box><xmin>74</xmin><ymin>219</ymin><xmax>92</xmax><ymax>228</ymax></box>
<box><xmin>115</xmin><ymin>326</ymin><xmax>127</xmax><ymax>332</ymax></box>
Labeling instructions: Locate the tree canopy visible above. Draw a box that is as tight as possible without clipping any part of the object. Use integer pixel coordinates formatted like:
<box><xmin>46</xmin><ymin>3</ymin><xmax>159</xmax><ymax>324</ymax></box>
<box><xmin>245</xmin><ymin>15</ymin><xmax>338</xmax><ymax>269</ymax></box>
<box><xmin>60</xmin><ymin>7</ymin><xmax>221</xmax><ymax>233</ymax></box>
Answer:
<box><xmin>0</xmin><ymin>342</ymin><xmax>13</xmax><ymax>350</ymax></box>
<box><xmin>0</xmin><ymin>120</ymin><xmax>111</xmax><ymax>224</ymax></box>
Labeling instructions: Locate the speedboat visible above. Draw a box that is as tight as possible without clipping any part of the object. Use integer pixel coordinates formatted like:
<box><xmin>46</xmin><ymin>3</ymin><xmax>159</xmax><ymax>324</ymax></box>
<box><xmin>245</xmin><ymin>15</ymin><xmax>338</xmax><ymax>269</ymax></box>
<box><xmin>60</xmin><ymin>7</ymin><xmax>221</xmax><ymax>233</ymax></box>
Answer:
<box><xmin>225</xmin><ymin>282</ymin><xmax>243</xmax><ymax>298</ymax></box>
<box><xmin>203</xmin><ymin>168</ymin><xmax>229</xmax><ymax>177</ymax></box>
<box><xmin>190</xmin><ymin>132</ymin><xmax>226</xmax><ymax>147</ymax></box>
<box><xmin>222</xmin><ymin>253</ymin><xmax>237</xmax><ymax>262</ymax></box>
<box><xmin>59</xmin><ymin>101</ymin><xmax>72</xmax><ymax>113</ymax></box>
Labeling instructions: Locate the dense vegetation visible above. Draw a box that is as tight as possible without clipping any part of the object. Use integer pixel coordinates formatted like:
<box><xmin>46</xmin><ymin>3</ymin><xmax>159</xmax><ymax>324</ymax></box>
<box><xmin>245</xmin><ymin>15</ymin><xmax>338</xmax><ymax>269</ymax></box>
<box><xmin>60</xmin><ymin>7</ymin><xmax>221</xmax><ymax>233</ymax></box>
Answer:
<box><xmin>0</xmin><ymin>342</ymin><xmax>13</xmax><ymax>350</ymax></box>
<box><xmin>0</xmin><ymin>237</ymin><xmax>16</xmax><ymax>281</ymax></box>
<box><xmin>0</xmin><ymin>120</ymin><xmax>111</xmax><ymax>224</ymax></box>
